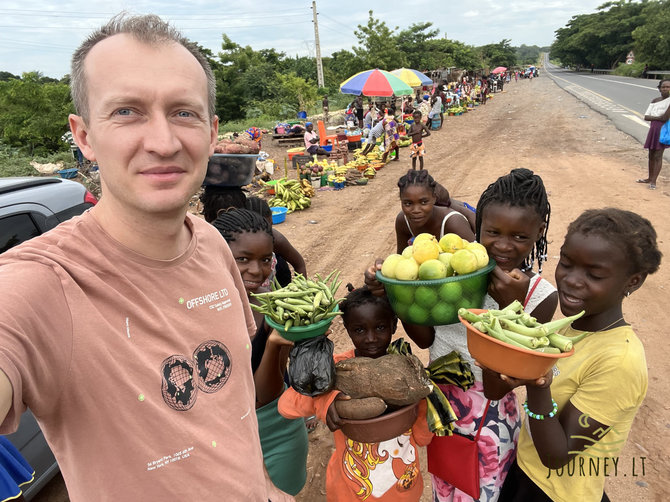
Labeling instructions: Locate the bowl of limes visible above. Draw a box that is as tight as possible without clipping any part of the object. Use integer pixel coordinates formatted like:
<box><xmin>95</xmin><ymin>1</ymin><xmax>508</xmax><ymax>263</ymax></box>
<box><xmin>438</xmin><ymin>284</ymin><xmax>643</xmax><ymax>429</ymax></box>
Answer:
<box><xmin>375</xmin><ymin>233</ymin><xmax>495</xmax><ymax>326</ymax></box>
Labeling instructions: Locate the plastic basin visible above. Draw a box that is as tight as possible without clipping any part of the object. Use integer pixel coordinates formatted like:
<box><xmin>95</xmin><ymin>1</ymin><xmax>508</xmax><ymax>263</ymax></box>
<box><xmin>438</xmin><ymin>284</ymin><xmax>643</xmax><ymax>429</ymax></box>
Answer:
<box><xmin>322</xmin><ymin>145</ymin><xmax>333</xmax><ymax>152</ymax></box>
<box><xmin>266</xmin><ymin>179</ymin><xmax>278</xmax><ymax>195</ymax></box>
<box><xmin>460</xmin><ymin>309</ymin><xmax>574</xmax><ymax>379</ymax></box>
<box><xmin>375</xmin><ymin>259</ymin><xmax>495</xmax><ymax>326</ymax></box>
<box><xmin>265</xmin><ymin>305</ymin><xmax>339</xmax><ymax>342</ymax></box>
<box><xmin>271</xmin><ymin>206</ymin><xmax>288</xmax><ymax>225</ymax></box>
<box><xmin>340</xmin><ymin>402</ymin><xmax>419</xmax><ymax>443</ymax></box>
<box><xmin>57</xmin><ymin>168</ymin><xmax>78</xmax><ymax>179</ymax></box>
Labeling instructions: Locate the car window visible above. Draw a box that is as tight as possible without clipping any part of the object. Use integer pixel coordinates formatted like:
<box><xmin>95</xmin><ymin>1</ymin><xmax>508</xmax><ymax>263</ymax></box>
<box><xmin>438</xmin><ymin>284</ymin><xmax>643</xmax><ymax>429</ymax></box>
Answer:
<box><xmin>0</xmin><ymin>213</ymin><xmax>41</xmax><ymax>253</ymax></box>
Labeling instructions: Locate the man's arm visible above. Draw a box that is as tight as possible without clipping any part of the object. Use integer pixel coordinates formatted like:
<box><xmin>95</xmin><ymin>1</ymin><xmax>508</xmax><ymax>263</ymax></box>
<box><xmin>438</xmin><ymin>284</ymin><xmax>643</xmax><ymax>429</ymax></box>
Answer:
<box><xmin>0</xmin><ymin>369</ymin><xmax>12</xmax><ymax>425</ymax></box>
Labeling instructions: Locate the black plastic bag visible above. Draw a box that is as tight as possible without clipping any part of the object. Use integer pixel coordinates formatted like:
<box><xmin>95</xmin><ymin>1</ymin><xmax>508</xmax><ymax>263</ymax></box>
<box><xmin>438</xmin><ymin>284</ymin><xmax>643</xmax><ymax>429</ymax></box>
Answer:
<box><xmin>288</xmin><ymin>335</ymin><xmax>335</xmax><ymax>396</ymax></box>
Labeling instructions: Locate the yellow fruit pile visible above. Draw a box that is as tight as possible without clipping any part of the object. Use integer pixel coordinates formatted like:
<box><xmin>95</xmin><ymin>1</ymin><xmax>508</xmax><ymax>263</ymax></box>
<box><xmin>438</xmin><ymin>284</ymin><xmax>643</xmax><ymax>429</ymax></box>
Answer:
<box><xmin>381</xmin><ymin>233</ymin><xmax>490</xmax><ymax>281</ymax></box>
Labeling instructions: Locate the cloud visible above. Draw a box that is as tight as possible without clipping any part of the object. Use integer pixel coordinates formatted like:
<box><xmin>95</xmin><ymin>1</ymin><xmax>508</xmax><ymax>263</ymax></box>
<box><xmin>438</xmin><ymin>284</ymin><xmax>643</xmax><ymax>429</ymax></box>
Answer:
<box><xmin>0</xmin><ymin>0</ymin><xmax>609</xmax><ymax>77</ymax></box>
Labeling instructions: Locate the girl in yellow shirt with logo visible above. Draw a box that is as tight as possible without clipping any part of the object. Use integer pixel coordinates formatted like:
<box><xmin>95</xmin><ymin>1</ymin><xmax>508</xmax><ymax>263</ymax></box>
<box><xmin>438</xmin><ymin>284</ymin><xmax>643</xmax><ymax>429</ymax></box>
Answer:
<box><xmin>495</xmin><ymin>208</ymin><xmax>661</xmax><ymax>502</ymax></box>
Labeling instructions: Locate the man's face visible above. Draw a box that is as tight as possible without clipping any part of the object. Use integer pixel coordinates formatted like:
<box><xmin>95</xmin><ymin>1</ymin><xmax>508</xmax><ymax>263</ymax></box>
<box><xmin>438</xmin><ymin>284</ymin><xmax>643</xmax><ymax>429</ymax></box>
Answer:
<box><xmin>70</xmin><ymin>34</ymin><xmax>218</xmax><ymax>219</ymax></box>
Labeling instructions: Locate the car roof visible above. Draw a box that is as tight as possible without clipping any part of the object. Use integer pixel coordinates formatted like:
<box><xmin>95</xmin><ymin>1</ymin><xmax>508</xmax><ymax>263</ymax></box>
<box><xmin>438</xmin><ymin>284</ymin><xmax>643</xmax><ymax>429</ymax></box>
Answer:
<box><xmin>0</xmin><ymin>176</ymin><xmax>63</xmax><ymax>196</ymax></box>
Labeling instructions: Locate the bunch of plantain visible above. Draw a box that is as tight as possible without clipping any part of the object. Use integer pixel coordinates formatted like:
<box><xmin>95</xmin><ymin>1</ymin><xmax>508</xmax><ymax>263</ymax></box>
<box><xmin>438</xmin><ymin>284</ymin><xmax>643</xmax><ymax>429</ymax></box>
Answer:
<box><xmin>300</xmin><ymin>178</ymin><xmax>315</xmax><ymax>197</ymax></box>
<box><xmin>250</xmin><ymin>271</ymin><xmax>343</xmax><ymax>331</ymax></box>
<box><xmin>268</xmin><ymin>178</ymin><xmax>312</xmax><ymax>213</ymax></box>
<box><xmin>458</xmin><ymin>300</ymin><xmax>586</xmax><ymax>354</ymax></box>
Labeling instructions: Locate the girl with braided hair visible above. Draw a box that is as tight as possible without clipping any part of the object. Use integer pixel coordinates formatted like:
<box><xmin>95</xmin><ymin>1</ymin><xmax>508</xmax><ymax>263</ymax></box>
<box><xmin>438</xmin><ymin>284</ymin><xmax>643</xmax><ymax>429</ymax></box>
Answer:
<box><xmin>212</xmin><ymin>209</ymin><xmax>308</xmax><ymax>496</ymax></box>
<box><xmin>500</xmin><ymin>208</ymin><xmax>661</xmax><ymax>502</ymax></box>
<box><xmin>246</xmin><ymin>196</ymin><xmax>307</xmax><ymax>288</ymax></box>
<box><xmin>279</xmin><ymin>284</ymin><xmax>433</xmax><ymax>501</ymax></box>
<box><xmin>367</xmin><ymin>168</ymin><xmax>557</xmax><ymax>502</ymax></box>
<box><xmin>395</xmin><ymin>169</ymin><xmax>475</xmax><ymax>253</ymax></box>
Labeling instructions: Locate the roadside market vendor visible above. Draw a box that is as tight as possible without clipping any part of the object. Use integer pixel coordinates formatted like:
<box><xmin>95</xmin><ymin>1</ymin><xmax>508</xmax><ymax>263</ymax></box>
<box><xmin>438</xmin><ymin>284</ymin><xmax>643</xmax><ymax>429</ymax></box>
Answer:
<box><xmin>304</xmin><ymin>122</ymin><xmax>330</xmax><ymax>156</ymax></box>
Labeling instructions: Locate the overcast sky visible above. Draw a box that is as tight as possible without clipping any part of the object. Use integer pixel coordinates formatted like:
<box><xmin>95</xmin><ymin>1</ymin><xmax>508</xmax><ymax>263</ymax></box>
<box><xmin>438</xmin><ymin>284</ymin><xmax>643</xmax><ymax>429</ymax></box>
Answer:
<box><xmin>1</xmin><ymin>0</ymin><xmax>608</xmax><ymax>78</ymax></box>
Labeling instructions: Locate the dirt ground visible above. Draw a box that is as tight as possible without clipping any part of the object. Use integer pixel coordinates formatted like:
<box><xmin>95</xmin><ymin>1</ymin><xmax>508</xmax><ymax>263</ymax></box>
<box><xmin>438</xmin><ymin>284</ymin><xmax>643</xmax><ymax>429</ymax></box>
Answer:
<box><xmin>33</xmin><ymin>75</ymin><xmax>668</xmax><ymax>501</ymax></box>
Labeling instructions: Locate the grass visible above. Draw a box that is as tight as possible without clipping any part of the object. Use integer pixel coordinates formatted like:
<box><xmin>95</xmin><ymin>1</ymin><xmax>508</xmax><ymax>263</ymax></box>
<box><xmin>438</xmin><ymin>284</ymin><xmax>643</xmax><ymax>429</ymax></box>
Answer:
<box><xmin>0</xmin><ymin>144</ymin><xmax>77</xmax><ymax>178</ymax></box>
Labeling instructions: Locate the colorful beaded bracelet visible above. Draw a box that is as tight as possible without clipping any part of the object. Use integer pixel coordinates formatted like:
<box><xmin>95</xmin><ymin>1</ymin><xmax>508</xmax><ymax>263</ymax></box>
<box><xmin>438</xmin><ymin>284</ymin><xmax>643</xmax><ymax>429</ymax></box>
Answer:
<box><xmin>522</xmin><ymin>399</ymin><xmax>558</xmax><ymax>420</ymax></box>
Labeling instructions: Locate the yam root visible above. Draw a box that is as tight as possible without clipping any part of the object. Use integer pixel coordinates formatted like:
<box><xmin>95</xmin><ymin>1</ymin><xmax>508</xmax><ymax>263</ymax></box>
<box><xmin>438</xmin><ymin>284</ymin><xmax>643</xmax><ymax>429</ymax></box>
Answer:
<box><xmin>336</xmin><ymin>397</ymin><xmax>387</xmax><ymax>420</ymax></box>
<box><xmin>335</xmin><ymin>353</ymin><xmax>431</xmax><ymax>406</ymax></box>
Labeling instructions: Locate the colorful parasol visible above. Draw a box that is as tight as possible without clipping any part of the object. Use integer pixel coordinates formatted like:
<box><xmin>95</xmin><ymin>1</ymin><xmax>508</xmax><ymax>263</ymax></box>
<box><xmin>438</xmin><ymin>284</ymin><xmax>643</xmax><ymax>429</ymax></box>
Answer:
<box><xmin>390</xmin><ymin>68</ymin><xmax>434</xmax><ymax>88</ymax></box>
<box><xmin>491</xmin><ymin>66</ymin><xmax>507</xmax><ymax>74</ymax></box>
<box><xmin>340</xmin><ymin>69</ymin><xmax>413</xmax><ymax>97</ymax></box>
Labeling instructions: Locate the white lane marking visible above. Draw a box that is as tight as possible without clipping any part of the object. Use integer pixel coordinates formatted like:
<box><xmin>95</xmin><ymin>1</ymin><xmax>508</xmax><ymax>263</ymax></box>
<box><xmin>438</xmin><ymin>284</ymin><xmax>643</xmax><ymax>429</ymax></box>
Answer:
<box><xmin>623</xmin><ymin>114</ymin><xmax>650</xmax><ymax>128</ymax></box>
<box><xmin>578</xmin><ymin>75</ymin><xmax>658</xmax><ymax>90</ymax></box>
<box><xmin>546</xmin><ymin>69</ymin><xmax>643</xmax><ymax>117</ymax></box>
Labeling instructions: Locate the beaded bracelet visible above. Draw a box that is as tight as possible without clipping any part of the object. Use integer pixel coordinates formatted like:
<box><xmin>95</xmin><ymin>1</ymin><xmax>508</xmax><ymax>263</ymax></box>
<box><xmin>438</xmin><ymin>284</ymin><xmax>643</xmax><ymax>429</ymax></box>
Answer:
<box><xmin>522</xmin><ymin>399</ymin><xmax>558</xmax><ymax>420</ymax></box>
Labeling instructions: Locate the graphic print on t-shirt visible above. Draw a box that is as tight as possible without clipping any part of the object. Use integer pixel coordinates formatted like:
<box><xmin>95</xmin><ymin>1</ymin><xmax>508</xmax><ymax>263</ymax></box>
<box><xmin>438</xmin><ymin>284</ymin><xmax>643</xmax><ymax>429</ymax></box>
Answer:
<box><xmin>161</xmin><ymin>355</ymin><xmax>198</xmax><ymax>411</ymax></box>
<box><xmin>193</xmin><ymin>340</ymin><xmax>232</xmax><ymax>393</ymax></box>
<box><xmin>160</xmin><ymin>340</ymin><xmax>233</xmax><ymax>411</ymax></box>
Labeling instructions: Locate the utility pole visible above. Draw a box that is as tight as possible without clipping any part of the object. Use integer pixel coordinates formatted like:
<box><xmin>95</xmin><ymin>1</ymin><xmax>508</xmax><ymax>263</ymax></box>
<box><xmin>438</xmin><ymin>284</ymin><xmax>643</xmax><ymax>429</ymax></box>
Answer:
<box><xmin>311</xmin><ymin>1</ymin><xmax>325</xmax><ymax>89</ymax></box>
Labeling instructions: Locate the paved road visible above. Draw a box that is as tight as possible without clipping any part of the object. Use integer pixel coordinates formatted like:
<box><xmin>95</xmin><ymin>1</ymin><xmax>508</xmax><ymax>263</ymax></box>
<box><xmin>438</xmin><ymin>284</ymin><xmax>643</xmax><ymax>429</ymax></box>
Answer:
<box><xmin>542</xmin><ymin>57</ymin><xmax>669</xmax><ymax>161</ymax></box>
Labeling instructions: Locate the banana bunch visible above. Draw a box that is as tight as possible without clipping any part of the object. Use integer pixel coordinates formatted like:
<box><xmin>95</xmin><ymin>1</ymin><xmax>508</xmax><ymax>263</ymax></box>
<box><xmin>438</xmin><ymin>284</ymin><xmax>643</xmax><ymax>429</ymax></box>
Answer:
<box><xmin>301</xmin><ymin>178</ymin><xmax>315</xmax><ymax>197</ymax></box>
<box><xmin>268</xmin><ymin>179</ymin><xmax>311</xmax><ymax>213</ymax></box>
<box><xmin>335</xmin><ymin>166</ymin><xmax>348</xmax><ymax>176</ymax></box>
<box><xmin>364</xmin><ymin>167</ymin><xmax>376</xmax><ymax>177</ymax></box>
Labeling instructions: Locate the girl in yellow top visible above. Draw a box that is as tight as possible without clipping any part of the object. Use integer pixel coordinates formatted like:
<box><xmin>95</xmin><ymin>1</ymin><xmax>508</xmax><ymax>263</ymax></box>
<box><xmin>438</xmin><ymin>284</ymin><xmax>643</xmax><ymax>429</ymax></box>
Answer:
<box><xmin>496</xmin><ymin>208</ymin><xmax>661</xmax><ymax>502</ymax></box>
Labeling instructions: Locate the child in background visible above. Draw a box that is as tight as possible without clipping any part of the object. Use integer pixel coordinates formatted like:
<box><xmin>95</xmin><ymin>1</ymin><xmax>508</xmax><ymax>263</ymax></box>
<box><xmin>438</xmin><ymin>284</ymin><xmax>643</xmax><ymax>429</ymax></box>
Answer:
<box><xmin>0</xmin><ymin>436</ymin><xmax>33</xmax><ymax>502</ymax></box>
<box><xmin>246</xmin><ymin>196</ymin><xmax>307</xmax><ymax>287</ymax></box>
<box><xmin>408</xmin><ymin>110</ymin><xmax>431</xmax><ymax>170</ymax></box>
<box><xmin>212</xmin><ymin>209</ymin><xmax>308</xmax><ymax>496</ymax></box>
<box><xmin>368</xmin><ymin>168</ymin><xmax>557</xmax><ymax>501</ymax></box>
<box><xmin>360</xmin><ymin>118</ymin><xmax>386</xmax><ymax>157</ymax></box>
<box><xmin>278</xmin><ymin>285</ymin><xmax>433</xmax><ymax>501</ymax></box>
<box><xmin>395</xmin><ymin>169</ymin><xmax>475</xmax><ymax>256</ymax></box>
<box><xmin>200</xmin><ymin>185</ymin><xmax>247</xmax><ymax>223</ymax></box>
<box><xmin>498</xmin><ymin>208</ymin><xmax>661</xmax><ymax>502</ymax></box>
<box><xmin>381</xmin><ymin>115</ymin><xmax>400</xmax><ymax>163</ymax></box>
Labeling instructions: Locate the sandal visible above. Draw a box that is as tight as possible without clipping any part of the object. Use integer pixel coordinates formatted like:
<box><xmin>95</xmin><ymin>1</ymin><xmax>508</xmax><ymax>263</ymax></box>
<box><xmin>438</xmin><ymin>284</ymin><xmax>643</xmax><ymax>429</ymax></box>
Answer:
<box><xmin>649</xmin><ymin>184</ymin><xmax>657</xmax><ymax>190</ymax></box>
<box><xmin>636</xmin><ymin>179</ymin><xmax>649</xmax><ymax>183</ymax></box>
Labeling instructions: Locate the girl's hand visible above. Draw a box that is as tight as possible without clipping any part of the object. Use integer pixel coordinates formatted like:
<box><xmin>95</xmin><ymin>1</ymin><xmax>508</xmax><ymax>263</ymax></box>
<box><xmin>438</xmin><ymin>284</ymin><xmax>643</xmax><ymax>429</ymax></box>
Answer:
<box><xmin>500</xmin><ymin>368</ymin><xmax>553</xmax><ymax>389</ymax></box>
<box><xmin>364</xmin><ymin>259</ymin><xmax>385</xmax><ymax>297</ymax></box>
<box><xmin>475</xmin><ymin>361</ymin><xmax>552</xmax><ymax>390</ymax></box>
<box><xmin>267</xmin><ymin>330</ymin><xmax>294</xmax><ymax>348</ymax></box>
<box><xmin>488</xmin><ymin>266</ymin><xmax>530</xmax><ymax>308</ymax></box>
<box><xmin>325</xmin><ymin>393</ymin><xmax>350</xmax><ymax>431</ymax></box>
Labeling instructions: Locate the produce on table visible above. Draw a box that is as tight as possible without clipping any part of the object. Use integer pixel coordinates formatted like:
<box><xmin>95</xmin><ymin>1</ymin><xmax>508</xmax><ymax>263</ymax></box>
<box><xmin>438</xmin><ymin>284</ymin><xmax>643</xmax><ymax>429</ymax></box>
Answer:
<box><xmin>249</xmin><ymin>271</ymin><xmax>342</xmax><ymax>333</ymax></box>
<box><xmin>459</xmin><ymin>301</ymin><xmax>586</xmax><ymax>354</ymax></box>
<box><xmin>335</xmin><ymin>353</ymin><xmax>432</xmax><ymax>409</ymax></box>
<box><xmin>213</xmin><ymin>137</ymin><xmax>260</xmax><ymax>154</ymax></box>
<box><xmin>262</xmin><ymin>178</ymin><xmax>312</xmax><ymax>213</ymax></box>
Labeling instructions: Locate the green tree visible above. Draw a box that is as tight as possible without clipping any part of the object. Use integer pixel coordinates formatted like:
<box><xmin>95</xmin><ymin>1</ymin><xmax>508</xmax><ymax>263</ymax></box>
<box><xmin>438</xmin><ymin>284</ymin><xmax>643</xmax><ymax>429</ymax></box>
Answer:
<box><xmin>633</xmin><ymin>0</ymin><xmax>670</xmax><ymax>69</ymax></box>
<box><xmin>0</xmin><ymin>72</ymin><xmax>73</xmax><ymax>154</ymax></box>
<box><xmin>0</xmin><ymin>71</ymin><xmax>19</xmax><ymax>82</ymax></box>
<box><xmin>396</xmin><ymin>22</ymin><xmax>440</xmax><ymax>69</ymax></box>
<box><xmin>479</xmin><ymin>39</ymin><xmax>517</xmax><ymax>69</ymax></box>
<box><xmin>352</xmin><ymin>10</ymin><xmax>406</xmax><ymax>69</ymax></box>
<box><xmin>551</xmin><ymin>1</ymin><xmax>649</xmax><ymax>69</ymax></box>
<box><xmin>516</xmin><ymin>45</ymin><xmax>550</xmax><ymax>66</ymax></box>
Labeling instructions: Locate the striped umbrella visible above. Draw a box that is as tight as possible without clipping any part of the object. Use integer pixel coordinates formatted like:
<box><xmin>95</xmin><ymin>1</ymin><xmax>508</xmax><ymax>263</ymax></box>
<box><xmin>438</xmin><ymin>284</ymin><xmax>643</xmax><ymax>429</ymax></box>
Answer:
<box><xmin>390</xmin><ymin>68</ymin><xmax>434</xmax><ymax>88</ymax></box>
<box><xmin>339</xmin><ymin>69</ymin><xmax>413</xmax><ymax>97</ymax></box>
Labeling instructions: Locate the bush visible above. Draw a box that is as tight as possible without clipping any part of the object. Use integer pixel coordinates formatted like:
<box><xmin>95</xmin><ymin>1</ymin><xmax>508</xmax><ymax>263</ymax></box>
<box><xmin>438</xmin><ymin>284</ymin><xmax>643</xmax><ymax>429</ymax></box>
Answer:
<box><xmin>0</xmin><ymin>143</ymin><xmax>76</xmax><ymax>178</ymax></box>
<box><xmin>613</xmin><ymin>61</ymin><xmax>645</xmax><ymax>77</ymax></box>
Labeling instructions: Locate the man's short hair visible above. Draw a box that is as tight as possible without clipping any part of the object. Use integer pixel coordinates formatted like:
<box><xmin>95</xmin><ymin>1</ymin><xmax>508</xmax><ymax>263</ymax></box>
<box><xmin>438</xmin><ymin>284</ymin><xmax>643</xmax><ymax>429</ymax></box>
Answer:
<box><xmin>70</xmin><ymin>12</ymin><xmax>216</xmax><ymax>122</ymax></box>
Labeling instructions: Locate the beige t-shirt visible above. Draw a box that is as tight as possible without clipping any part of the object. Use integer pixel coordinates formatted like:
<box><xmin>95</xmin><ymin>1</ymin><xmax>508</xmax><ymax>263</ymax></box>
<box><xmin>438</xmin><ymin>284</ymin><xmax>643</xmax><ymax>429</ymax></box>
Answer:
<box><xmin>0</xmin><ymin>211</ymin><xmax>268</xmax><ymax>501</ymax></box>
